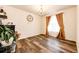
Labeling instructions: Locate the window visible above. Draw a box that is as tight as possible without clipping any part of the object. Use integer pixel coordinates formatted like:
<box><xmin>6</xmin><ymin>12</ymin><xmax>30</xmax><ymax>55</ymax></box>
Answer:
<box><xmin>48</xmin><ymin>15</ymin><xmax>60</xmax><ymax>33</ymax></box>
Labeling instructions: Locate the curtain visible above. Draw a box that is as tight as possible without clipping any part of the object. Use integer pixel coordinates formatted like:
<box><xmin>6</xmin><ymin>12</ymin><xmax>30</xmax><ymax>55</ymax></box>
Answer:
<box><xmin>56</xmin><ymin>13</ymin><xmax>65</xmax><ymax>39</ymax></box>
<box><xmin>46</xmin><ymin>16</ymin><xmax>51</xmax><ymax>37</ymax></box>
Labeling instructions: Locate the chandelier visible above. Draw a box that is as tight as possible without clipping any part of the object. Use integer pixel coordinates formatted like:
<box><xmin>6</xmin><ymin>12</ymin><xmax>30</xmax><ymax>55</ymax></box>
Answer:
<box><xmin>39</xmin><ymin>5</ymin><xmax>44</xmax><ymax>16</ymax></box>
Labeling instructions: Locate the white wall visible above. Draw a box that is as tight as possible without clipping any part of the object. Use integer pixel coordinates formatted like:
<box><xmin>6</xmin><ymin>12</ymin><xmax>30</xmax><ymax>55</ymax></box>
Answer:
<box><xmin>63</xmin><ymin>7</ymin><xmax>76</xmax><ymax>41</ymax></box>
<box><xmin>41</xmin><ymin>17</ymin><xmax>46</xmax><ymax>34</ymax></box>
<box><xmin>2</xmin><ymin>6</ymin><xmax>42</xmax><ymax>39</ymax></box>
<box><xmin>77</xmin><ymin>6</ymin><xmax>79</xmax><ymax>52</ymax></box>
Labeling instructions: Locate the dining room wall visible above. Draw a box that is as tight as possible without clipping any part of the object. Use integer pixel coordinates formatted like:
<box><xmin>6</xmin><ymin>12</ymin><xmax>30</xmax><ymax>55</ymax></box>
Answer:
<box><xmin>2</xmin><ymin>5</ymin><xmax>42</xmax><ymax>39</ymax></box>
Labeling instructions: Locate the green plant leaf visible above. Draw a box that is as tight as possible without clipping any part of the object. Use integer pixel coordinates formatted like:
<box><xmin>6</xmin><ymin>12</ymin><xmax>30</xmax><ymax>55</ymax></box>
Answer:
<box><xmin>0</xmin><ymin>25</ymin><xmax>15</xmax><ymax>43</ymax></box>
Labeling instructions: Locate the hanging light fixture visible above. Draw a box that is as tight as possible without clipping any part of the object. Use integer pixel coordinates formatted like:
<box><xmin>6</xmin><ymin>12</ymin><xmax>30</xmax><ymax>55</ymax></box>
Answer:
<box><xmin>40</xmin><ymin>5</ymin><xmax>44</xmax><ymax>16</ymax></box>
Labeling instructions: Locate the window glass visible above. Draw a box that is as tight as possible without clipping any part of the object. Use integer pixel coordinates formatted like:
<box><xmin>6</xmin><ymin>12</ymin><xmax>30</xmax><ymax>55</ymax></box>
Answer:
<box><xmin>48</xmin><ymin>16</ymin><xmax>60</xmax><ymax>32</ymax></box>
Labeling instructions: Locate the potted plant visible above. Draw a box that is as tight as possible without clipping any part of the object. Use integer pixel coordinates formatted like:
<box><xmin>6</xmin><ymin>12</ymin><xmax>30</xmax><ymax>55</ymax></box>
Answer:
<box><xmin>0</xmin><ymin>25</ymin><xmax>15</xmax><ymax>46</ymax></box>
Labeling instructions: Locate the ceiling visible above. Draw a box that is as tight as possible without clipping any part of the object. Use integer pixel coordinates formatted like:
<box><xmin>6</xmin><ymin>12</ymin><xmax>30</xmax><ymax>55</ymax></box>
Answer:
<box><xmin>11</xmin><ymin>5</ymin><xmax>76</xmax><ymax>16</ymax></box>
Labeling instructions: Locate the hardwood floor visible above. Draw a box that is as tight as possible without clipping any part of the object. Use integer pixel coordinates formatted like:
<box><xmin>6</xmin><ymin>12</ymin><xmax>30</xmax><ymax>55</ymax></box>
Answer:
<box><xmin>16</xmin><ymin>34</ymin><xmax>77</xmax><ymax>53</ymax></box>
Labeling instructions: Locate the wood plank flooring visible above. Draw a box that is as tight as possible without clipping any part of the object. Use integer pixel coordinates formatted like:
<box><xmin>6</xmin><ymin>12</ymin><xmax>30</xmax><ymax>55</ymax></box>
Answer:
<box><xmin>16</xmin><ymin>34</ymin><xmax>77</xmax><ymax>53</ymax></box>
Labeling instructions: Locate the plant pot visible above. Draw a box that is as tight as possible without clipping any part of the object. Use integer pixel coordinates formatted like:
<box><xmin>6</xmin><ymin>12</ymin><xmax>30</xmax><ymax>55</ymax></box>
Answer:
<box><xmin>1</xmin><ymin>37</ymin><xmax>14</xmax><ymax>46</ymax></box>
<box><xmin>1</xmin><ymin>41</ymin><xmax>9</xmax><ymax>46</ymax></box>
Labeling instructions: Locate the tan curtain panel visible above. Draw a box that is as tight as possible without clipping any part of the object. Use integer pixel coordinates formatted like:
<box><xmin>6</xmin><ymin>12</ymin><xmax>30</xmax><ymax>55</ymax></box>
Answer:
<box><xmin>56</xmin><ymin>13</ymin><xmax>65</xmax><ymax>39</ymax></box>
<box><xmin>46</xmin><ymin>16</ymin><xmax>51</xmax><ymax>37</ymax></box>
